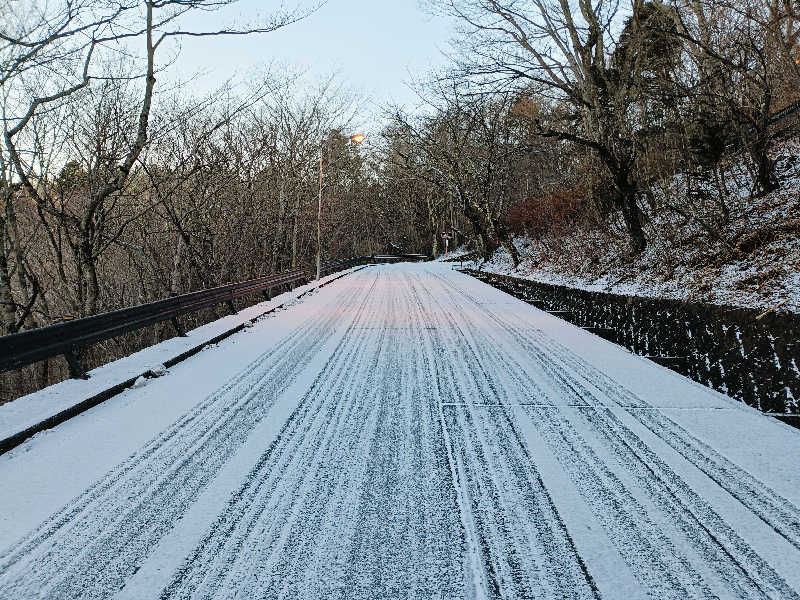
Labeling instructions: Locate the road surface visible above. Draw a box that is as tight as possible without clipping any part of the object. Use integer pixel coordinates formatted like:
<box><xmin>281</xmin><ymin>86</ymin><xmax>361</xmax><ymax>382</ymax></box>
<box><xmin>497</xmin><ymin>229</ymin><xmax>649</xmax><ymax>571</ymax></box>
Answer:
<box><xmin>1</xmin><ymin>262</ymin><xmax>799</xmax><ymax>599</ymax></box>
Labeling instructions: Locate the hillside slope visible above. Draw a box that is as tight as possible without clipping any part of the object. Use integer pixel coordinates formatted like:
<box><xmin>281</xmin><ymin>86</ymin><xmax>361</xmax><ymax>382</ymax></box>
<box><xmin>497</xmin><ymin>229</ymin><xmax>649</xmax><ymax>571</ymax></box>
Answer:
<box><xmin>466</xmin><ymin>141</ymin><xmax>800</xmax><ymax>313</ymax></box>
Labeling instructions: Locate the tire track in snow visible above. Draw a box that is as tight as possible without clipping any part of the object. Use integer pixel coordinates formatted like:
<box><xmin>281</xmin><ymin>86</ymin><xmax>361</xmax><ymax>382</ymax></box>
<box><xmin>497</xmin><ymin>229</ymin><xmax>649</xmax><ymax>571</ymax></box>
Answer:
<box><xmin>161</xmin><ymin>280</ymin><xmax>390</xmax><ymax>598</ymax></box>
<box><xmin>404</xmin><ymin>276</ymin><xmax>493</xmax><ymax>600</ymax></box>
<box><xmin>419</xmin><ymin>272</ymin><xmax>700</xmax><ymax>598</ymax></box>
<box><xmin>576</xmin><ymin>405</ymin><xmax>797</xmax><ymax>599</ymax></box>
<box><xmin>406</xmin><ymin>270</ymin><xmax>600</xmax><ymax>599</ymax></box>
<box><xmin>444</xmin><ymin>269</ymin><xmax>800</xmax><ymax>553</ymax></box>
<box><xmin>431</xmin><ymin>268</ymin><xmax>800</xmax><ymax>598</ymax></box>
<box><xmin>546</xmin><ymin>346</ymin><xmax>800</xmax><ymax>553</ymax></box>
<box><xmin>0</xmin><ymin>272</ymin><xmax>377</xmax><ymax>600</ymax></box>
<box><xmin>4</xmin><ymin>263</ymin><xmax>798</xmax><ymax>599</ymax></box>
<box><xmin>158</xmin><ymin>267</ymin><xmax>465</xmax><ymax>600</ymax></box>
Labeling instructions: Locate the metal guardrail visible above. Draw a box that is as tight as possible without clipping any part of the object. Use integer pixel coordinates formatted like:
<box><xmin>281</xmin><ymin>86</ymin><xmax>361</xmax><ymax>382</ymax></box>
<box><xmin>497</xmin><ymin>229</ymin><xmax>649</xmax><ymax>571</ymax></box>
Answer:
<box><xmin>368</xmin><ymin>254</ymin><xmax>429</xmax><ymax>263</ymax></box>
<box><xmin>318</xmin><ymin>256</ymin><xmax>367</xmax><ymax>277</ymax></box>
<box><xmin>0</xmin><ymin>268</ymin><xmax>310</xmax><ymax>378</ymax></box>
<box><xmin>745</xmin><ymin>100</ymin><xmax>800</xmax><ymax>137</ymax></box>
<box><xmin>769</xmin><ymin>100</ymin><xmax>800</xmax><ymax>126</ymax></box>
<box><xmin>0</xmin><ymin>254</ymin><xmax>429</xmax><ymax>379</ymax></box>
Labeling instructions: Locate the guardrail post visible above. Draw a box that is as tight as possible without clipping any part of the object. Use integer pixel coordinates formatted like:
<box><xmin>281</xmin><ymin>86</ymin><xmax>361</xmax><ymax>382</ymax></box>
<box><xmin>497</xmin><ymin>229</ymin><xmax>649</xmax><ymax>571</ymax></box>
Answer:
<box><xmin>226</xmin><ymin>299</ymin><xmax>236</xmax><ymax>315</ymax></box>
<box><xmin>170</xmin><ymin>316</ymin><xmax>186</xmax><ymax>337</ymax></box>
<box><xmin>169</xmin><ymin>292</ymin><xmax>187</xmax><ymax>336</ymax></box>
<box><xmin>64</xmin><ymin>348</ymin><xmax>89</xmax><ymax>380</ymax></box>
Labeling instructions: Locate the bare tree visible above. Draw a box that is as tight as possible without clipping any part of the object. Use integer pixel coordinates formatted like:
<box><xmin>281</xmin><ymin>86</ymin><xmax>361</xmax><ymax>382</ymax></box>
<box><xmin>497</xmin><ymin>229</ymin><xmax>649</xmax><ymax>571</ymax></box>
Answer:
<box><xmin>672</xmin><ymin>0</ymin><xmax>800</xmax><ymax>193</ymax></box>
<box><xmin>1</xmin><ymin>0</ymin><xmax>314</xmax><ymax>322</ymax></box>
<box><xmin>389</xmin><ymin>86</ymin><xmax>525</xmax><ymax>265</ymax></box>
<box><xmin>429</xmin><ymin>0</ymin><xmax>692</xmax><ymax>254</ymax></box>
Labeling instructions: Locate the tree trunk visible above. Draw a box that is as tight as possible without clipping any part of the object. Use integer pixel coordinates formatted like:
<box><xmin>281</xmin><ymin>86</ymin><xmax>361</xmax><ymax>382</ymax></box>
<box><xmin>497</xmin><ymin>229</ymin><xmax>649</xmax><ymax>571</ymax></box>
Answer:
<box><xmin>270</xmin><ymin>186</ymin><xmax>286</xmax><ymax>273</ymax></box>
<box><xmin>5</xmin><ymin>192</ymin><xmax>34</xmax><ymax>324</ymax></box>
<box><xmin>750</xmin><ymin>136</ymin><xmax>777</xmax><ymax>194</ymax></box>
<box><xmin>0</xmin><ymin>220</ymin><xmax>17</xmax><ymax>335</ymax></box>
<box><xmin>427</xmin><ymin>195</ymin><xmax>439</xmax><ymax>258</ymax></box>
<box><xmin>477</xmin><ymin>233</ymin><xmax>492</xmax><ymax>262</ymax></box>
<box><xmin>290</xmin><ymin>194</ymin><xmax>301</xmax><ymax>269</ymax></box>
<box><xmin>494</xmin><ymin>220</ymin><xmax>520</xmax><ymax>268</ymax></box>
<box><xmin>618</xmin><ymin>187</ymin><xmax>647</xmax><ymax>254</ymax></box>
<box><xmin>480</xmin><ymin>194</ymin><xmax>520</xmax><ymax>267</ymax></box>
<box><xmin>79</xmin><ymin>232</ymin><xmax>100</xmax><ymax>316</ymax></box>
<box><xmin>462</xmin><ymin>201</ymin><xmax>494</xmax><ymax>261</ymax></box>
<box><xmin>169</xmin><ymin>234</ymin><xmax>184</xmax><ymax>295</ymax></box>
<box><xmin>608</xmin><ymin>159</ymin><xmax>647</xmax><ymax>254</ymax></box>
<box><xmin>1</xmin><ymin>186</ymin><xmax>37</xmax><ymax>333</ymax></box>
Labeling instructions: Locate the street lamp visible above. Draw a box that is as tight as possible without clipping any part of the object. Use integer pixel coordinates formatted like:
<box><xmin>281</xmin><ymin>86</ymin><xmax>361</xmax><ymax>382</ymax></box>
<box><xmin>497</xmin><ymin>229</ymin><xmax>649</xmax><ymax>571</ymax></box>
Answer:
<box><xmin>316</xmin><ymin>133</ymin><xmax>365</xmax><ymax>280</ymax></box>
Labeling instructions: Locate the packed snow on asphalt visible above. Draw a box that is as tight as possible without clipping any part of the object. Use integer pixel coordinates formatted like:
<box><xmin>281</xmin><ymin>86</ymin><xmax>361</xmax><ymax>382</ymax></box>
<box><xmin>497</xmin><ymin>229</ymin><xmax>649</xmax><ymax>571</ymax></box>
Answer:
<box><xmin>1</xmin><ymin>262</ymin><xmax>799</xmax><ymax>599</ymax></box>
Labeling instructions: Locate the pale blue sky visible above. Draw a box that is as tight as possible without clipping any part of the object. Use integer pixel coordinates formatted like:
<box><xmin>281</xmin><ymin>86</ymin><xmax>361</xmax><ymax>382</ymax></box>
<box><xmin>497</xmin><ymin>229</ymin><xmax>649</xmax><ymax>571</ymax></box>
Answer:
<box><xmin>169</xmin><ymin>1</ymin><xmax>455</xmax><ymax>115</ymax></box>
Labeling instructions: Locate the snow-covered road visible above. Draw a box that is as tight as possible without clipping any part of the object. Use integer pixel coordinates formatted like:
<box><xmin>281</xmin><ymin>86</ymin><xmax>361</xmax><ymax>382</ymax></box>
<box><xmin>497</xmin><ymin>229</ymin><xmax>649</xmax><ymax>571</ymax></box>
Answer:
<box><xmin>1</xmin><ymin>262</ymin><xmax>800</xmax><ymax>599</ymax></box>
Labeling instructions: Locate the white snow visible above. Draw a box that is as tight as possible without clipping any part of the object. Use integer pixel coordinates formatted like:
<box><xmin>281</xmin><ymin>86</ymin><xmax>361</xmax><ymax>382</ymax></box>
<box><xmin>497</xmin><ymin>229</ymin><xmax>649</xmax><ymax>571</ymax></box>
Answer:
<box><xmin>0</xmin><ymin>262</ymin><xmax>798</xmax><ymax>599</ymax></box>
<box><xmin>0</xmin><ymin>268</ymin><xmax>363</xmax><ymax>444</ymax></box>
<box><xmin>460</xmin><ymin>140</ymin><xmax>800</xmax><ymax>314</ymax></box>
<box><xmin>462</xmin><ymin>235</ymin><xmax>800</xmax><ymax>314</ymax></box>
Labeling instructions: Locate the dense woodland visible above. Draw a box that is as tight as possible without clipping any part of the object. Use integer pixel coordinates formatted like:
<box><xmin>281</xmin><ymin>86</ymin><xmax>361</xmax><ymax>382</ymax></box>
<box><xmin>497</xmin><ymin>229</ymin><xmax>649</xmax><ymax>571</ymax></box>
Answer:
<box><xmin>1</xmin><ymin>0</ymin><xmax>799</xmax><ymax>401</ymax></box>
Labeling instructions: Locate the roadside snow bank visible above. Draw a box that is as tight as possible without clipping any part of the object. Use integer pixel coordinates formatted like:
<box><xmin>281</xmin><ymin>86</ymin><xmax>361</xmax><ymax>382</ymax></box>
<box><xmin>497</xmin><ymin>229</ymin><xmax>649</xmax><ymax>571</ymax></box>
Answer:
<box><xmin>0</xmin><ymin>267</ymin><xmax>363</xmax><ymax>444</ymax></box>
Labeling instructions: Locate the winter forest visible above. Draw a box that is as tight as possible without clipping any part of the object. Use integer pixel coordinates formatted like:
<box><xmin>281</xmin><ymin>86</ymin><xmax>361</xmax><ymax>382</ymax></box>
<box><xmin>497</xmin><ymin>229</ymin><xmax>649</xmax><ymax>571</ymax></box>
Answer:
<box><xmin>1</xmin><ymin>0</ymin><xmax>799</xmax><ymax>401</ymax></box>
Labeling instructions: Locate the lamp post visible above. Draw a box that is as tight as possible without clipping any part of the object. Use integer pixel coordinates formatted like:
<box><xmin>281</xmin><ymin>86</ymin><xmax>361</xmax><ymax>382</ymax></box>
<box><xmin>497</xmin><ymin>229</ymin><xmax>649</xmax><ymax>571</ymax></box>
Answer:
<box><xmin>316</xmin><ymin>133</ymin><xmax>365</xmax><ymax>280</ymax></box>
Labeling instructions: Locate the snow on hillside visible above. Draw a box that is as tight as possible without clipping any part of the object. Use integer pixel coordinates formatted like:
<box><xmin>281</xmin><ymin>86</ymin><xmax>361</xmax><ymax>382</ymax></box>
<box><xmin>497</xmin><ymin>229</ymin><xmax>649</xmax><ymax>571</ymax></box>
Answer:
<box><xmin>462</xmin><ymin>141</ymin><xmax>800</xmax><ymax>313</ymax></box>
